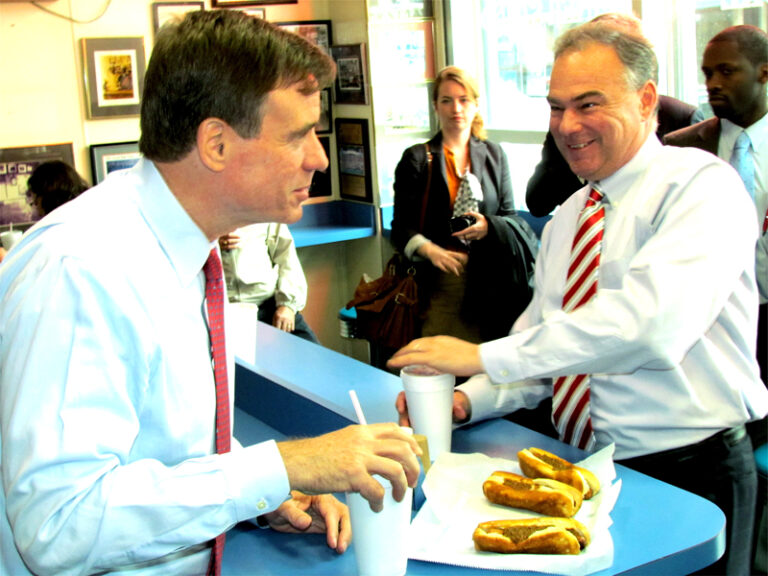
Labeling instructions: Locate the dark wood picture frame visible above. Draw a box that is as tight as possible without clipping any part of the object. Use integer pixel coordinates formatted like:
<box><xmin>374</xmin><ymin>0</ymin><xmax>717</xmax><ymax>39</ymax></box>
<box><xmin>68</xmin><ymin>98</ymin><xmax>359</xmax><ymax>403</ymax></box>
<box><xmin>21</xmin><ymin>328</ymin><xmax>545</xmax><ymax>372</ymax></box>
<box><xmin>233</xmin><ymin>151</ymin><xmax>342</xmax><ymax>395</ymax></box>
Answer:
<box><xmin>317</xmin><ymin>88</ymin><xmax>332</xmax><ymax>134</ymax></box>
<box><xmin>335</xmin><ymin>118</ymin><xmax>372</xmax><ymax>203</ymax></box>
<box><xmin>331</xmin><ymin>44</ymin><xmax>369</xmax><ymax>105</ymax></box>
<box><xmin>0</xmin><ymin>143</ymin><xmax>75</xmax><ymax>225</ymax></box>
<box><xmin>275</xmin><ymin>20</ymin><xmax>332</xmax><ymax>55</ymax></box>
<box><xmin>152</xmin><ymin>2</ymin><xmax>204</xmax><ymax>34</ymax></box>
<box><xmin>90</xmin><ymin>142</ymin><xmax>142</xmax><ymax>184</ymax></box>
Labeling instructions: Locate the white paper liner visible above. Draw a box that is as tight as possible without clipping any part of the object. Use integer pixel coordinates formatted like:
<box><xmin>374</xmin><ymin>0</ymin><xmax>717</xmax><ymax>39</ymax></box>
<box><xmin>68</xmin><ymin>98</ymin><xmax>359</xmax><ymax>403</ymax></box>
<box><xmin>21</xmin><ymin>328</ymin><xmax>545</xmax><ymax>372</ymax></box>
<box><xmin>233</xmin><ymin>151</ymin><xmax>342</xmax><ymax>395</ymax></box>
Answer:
<box><xmin>408</xmin><ymin>444</ymin><xmax>621</xmax><ymax>575</ymax></box>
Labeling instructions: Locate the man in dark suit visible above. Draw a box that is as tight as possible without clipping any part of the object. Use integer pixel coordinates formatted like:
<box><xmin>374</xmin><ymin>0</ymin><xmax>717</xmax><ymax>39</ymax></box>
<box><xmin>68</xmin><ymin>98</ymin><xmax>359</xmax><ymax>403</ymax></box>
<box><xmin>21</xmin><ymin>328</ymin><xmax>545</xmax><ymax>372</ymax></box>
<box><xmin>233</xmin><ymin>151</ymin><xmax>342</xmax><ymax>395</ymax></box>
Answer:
<box><xmin>664</xmin><ymin>25</ymin><xmax>767</xmax><ymax>407</ymax></box>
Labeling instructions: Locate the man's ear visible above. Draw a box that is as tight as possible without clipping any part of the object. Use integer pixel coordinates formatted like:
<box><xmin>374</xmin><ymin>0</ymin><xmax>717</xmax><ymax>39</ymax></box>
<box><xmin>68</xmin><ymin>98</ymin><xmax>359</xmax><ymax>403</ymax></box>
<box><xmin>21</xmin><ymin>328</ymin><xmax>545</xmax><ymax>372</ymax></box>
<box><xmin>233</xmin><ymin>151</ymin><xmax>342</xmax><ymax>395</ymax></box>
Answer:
<box><xmin>758</xmin><ymin>62</ymin><xmax>768</xmax><ymax>85</ymax></box>
<box><xmin>639</xmin><ymin>80</ymin><xmax>658</xmax><ymax>122</ymax></box>
<box><xmin>197</xmin><ymin>118</ymin><xmax>227</xmax><ymax>172</ymax></box>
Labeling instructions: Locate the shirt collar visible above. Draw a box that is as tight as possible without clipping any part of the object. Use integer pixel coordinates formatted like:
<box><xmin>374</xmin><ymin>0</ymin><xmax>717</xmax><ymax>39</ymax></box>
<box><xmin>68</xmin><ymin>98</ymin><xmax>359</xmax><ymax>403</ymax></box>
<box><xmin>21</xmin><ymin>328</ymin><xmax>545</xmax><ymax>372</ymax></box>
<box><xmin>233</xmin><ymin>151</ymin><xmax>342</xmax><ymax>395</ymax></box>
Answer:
<box><xmin>589</xmin><ymin>132</ymin><xmax>662</xmax><ymax>206</ymax></box>
<box><xmin>132</xmin><ymin>158</ymin><xmax>214</xmax><ymax>287</ymax></box>
<box><xmin>721</xmin><ymin>113</ymin><xmax>768</xmax><ymax>153</ymax></box>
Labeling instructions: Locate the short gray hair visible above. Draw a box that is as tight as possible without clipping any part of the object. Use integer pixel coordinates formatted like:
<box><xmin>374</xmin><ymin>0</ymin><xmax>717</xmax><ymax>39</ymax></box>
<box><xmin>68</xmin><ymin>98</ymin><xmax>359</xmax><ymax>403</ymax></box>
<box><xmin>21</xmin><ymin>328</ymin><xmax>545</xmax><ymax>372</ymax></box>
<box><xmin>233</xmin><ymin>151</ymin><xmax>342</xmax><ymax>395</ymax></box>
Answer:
<box><xmin>554</xmin><ymin>22</ymin><xmax>658</xmax><ymax>89</ymax></box>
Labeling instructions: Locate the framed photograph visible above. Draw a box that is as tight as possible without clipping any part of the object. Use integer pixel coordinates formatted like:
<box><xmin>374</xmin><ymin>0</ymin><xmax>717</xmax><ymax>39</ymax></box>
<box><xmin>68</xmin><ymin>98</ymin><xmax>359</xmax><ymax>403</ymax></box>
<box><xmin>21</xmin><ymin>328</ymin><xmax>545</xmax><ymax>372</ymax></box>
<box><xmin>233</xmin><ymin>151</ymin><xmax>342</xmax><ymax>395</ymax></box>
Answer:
<box><xmin>331</xmin><ymin>44</ymin><xmax>369</xmax><ymax>105</ymax></box>
<box><xmin>335</xmin><ymin>119</ymin><xmax>372</xmax><ymax>203</ymax></box>
<box><xmin>309</xmin><ymin>136</ymin><xmax>332</xmax><ymax>199</ymax></box>
<box><xmin>152</xmin><ymin>2</ymin><xmax>204</xmax><ymax>33</ymax></box>
<box><xmin>317</xmin><ymin>88</ymin><xmax>332</xmax><ymax>134</ymax></box>
<box><xmin>211</xmin><ymin>0</ymin><xmax>295</xmax><ymax>6</ymax></box>
<box><xmin>229</xmin><ymin>7</ymin><xmax>265</xmax><ymax>18</ymax></box>
<box><xmin>276</xmin><ymin>20</ymin><xmax>332</xmax><ymax>55</ymax></box>
<box><xmin>0</xmin><ymin>143</ymin><xmax>75</xmax><ymax>225</ymax></box>
<box><xmin>89</xmin><ymin>142</ymin><xmax>142</xmax><ymax>184</ymax></box>
<box><xmin>82</xmin><ymin>37</ymin><xmax>146</xmax><ymax>119</ymax></box>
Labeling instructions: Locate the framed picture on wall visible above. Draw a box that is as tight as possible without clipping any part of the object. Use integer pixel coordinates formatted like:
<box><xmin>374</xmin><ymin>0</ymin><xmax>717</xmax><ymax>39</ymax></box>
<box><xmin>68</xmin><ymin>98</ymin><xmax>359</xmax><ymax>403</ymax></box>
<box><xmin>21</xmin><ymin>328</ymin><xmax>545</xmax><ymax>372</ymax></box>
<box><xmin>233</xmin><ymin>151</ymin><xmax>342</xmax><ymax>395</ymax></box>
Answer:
<box><xmin>331</xmin><ymin>44</ymin><xmax>369</xmax><ymax>105</ymax></box>
<box><xmin>317</xmin><ymin>88</ymin><xmax>332</xmax><ymax>134</ymax></box>
<box><xmin>81</xmin><ymin>37</ymin><xmax>146</xmax><ymax>119</ymax></box>
<box><xmin>335</xmin><ymin>118</ymin><xmax>372</xmax><ymax>203</ymax></box>
<box><xmin>0</xmin><ymin>143</ymin><xmax>75</xmax><ymax>226</ymax></box>
<box><xmin>276</xmin><ymin>20</ymin><xmax>332</xmax><ymax>55</ymax></box>
<box><xmin>90</xmin><ymin>142</ymin><xmax>142</xmax><ymax>184</ymax></box>
<box><xmin>228</xmin><ymin>7</ymin><xmax>265</xmax><ymax>18</ymax></box>
<box><xmin>309</xmin><ymin>135</ymin><xmax>332</xmax><ymax>199</ymax></box>
<box><xmin>211</xmin><ymin>0</ymin><xmax>295</xmax><ymax>7</ymax></box>
<box><xmin>152</xmin><ymin>2</ymin><xmax>204</xmax><ymax>33</ymax></box>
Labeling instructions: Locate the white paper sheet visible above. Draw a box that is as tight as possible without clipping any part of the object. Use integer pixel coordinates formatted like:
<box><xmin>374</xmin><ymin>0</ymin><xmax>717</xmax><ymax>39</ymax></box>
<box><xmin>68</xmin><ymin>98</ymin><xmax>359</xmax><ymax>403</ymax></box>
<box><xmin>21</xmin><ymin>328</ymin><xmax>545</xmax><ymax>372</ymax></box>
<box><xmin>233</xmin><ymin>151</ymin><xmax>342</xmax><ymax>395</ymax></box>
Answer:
<box><xmin>408</xmin><ymin>444</ymin><xmax>621</xmax><ymax>575</ymax></box>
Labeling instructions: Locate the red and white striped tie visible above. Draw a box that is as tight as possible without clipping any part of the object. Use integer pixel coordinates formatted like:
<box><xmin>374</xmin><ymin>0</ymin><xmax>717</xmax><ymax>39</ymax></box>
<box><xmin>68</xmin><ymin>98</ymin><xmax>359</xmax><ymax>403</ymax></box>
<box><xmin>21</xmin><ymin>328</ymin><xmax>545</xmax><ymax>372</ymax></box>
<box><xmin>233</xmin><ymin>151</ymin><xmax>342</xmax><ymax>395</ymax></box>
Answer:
<box><xmin>552</xmin><ymin>188</ymin><xmax>605</xmax><ymax>450</ymax></box>
<box><xmin>203</xmin><ymin>248</ymin><xmax>231</xmax><ymax>576</ymax></box>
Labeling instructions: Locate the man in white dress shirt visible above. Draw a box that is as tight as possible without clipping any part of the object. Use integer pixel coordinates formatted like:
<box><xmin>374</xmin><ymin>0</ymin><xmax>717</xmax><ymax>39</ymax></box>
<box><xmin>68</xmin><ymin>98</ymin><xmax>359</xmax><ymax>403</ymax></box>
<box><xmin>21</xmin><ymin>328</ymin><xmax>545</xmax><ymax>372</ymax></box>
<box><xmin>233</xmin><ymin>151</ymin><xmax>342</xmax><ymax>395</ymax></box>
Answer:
<box><xmin>0</xmin><ymin>11</ymin><xmax>420</xmax><ymax>576</ymax></box>
<box><xmin>390</xmin><ymin>22</ymin><xmax>768</xmax><ymax>576</ymax></box>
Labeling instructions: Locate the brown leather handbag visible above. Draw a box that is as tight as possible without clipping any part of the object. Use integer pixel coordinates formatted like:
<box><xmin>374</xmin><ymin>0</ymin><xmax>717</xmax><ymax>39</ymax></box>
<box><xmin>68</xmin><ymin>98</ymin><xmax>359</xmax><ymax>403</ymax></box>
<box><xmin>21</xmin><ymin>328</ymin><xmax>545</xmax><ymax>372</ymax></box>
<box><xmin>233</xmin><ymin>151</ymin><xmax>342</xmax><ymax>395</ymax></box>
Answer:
<box><xmin>345</xmin><ymin>144</ymin><xmax>433</xmax><ymax>349</ymax></box>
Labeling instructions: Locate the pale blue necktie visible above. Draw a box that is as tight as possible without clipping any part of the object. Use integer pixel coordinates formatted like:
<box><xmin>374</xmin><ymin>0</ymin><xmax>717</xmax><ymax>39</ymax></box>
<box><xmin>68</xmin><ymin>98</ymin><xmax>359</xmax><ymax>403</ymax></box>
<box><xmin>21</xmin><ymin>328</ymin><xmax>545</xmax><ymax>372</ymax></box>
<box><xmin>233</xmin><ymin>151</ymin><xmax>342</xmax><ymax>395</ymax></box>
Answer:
<box><xmin>730</xmin><ymin>131</ymin><xmax>755</xmax><ymax>199</ymax></box>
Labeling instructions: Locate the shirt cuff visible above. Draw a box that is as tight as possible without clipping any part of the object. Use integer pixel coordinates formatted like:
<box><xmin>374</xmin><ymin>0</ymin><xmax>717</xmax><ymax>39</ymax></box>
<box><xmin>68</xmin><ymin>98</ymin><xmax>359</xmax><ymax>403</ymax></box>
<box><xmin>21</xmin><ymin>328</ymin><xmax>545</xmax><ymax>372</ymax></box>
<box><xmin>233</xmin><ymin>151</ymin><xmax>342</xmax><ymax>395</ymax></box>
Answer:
<box><xmin>219</xmin><ymin>439</ymin><xmax>291</xmax><ymax>522</ymax></box>
<box><xmin>480</xmin><ymin>337</ymin><xmax>519</xmax><ymax>383</ymax></box>
<box><xmin>404</xmin><ymin>234</ymin><xmax>430</xmax><ymax>261</ymax></box>
<box><xmin>456</xmin><ymin>374</ymin><xmax>498</xmax><ymax>424</ymax></box>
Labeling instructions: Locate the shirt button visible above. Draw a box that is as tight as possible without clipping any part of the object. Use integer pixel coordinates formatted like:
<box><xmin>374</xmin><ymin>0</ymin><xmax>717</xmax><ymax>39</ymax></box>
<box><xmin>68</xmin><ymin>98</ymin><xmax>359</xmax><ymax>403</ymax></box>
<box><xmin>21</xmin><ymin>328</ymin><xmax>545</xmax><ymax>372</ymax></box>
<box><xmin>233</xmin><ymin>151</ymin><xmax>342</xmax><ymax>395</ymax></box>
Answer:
<box><xmin>257</xmin><ymin>499</ymin><xmax>268</xmax><ymax>511</ymax></box>
<box><xmin>499</xmin><ymin>369</ymin><xmax>509</xmax><ymax>378</ymax></box>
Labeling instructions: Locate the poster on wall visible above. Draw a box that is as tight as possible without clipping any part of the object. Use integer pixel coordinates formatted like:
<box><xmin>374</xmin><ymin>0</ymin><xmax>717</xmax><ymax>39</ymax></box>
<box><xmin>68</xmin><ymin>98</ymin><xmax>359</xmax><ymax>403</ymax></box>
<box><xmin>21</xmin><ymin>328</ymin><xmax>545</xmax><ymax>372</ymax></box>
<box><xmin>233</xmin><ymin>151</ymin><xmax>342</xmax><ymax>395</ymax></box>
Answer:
<box><xmin>276</xmin><ymin>20</ymin><xmax>332</xmax><ymax>55</ymax></box>
<box><xmin>336</xmin><ymin>119</ymin><xmax>372</xmax><ymax>203</ymax></box>
<box><xmin>82</xmin><ymin>37</ymin><xmax>146</xmax><ymax>119</ymax></box>
<box><xmin>331</xmin><ymin>44</ymin><xmax>369</xmax><ymax>105</ymax></box>
<box><xmin>0</xmin><ymin>144</ymin><xmax>75</xmax><ymax>226</ymax></box>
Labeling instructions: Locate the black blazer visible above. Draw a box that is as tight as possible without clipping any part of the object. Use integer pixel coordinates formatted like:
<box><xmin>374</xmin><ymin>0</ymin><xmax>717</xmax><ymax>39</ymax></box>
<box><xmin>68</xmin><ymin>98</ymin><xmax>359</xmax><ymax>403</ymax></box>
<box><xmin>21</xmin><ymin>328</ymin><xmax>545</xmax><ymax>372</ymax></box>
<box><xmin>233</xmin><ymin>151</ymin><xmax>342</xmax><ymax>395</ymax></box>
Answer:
<box><xmin>391</xmin><ymin>132</ymin><xmax>537</xmax><ymax>340</ymax></box>
<box><xmin>662</xmin><ymin>116</ymin><xmax>720</xmax><ymax>155</ymax></box>
<box><xmin>391</xmin><ymin>132</ymin><xmax>515</xmax><ymax>254</ymax></box>
<box><xmin>525</xmin><ymin>95</ymin><xmax>699</xmax><ymax>216</ymax></box>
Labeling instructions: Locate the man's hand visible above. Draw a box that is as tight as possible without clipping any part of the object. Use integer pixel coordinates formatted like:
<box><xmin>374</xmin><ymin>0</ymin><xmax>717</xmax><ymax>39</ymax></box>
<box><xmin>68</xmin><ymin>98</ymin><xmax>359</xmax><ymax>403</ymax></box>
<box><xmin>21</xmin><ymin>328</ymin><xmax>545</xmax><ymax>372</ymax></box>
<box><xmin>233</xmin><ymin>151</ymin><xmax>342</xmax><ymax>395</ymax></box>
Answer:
<box><xmin>218</xmin><ymin>232</ymin><xmax>241</xmax><ymax>251</ymax></box>
<box><xmin>418</xmin><ymin>242</ymin><xmax>469</xmax><ymax>276</ymax></box>
<box><xmin>273</xmin><ymin>306</ymin><xmax>296</xmax><ymax>333</ymax></box>
<box><xmin>395</xmin><ymin>389</ymin><xmax>471</xmax><ymax>427</ymax></box>
<box><xmin>262</xmin><ymin>491</ymin><xmax>351</xmax><ymax>553</ymax></box>
<box><xmin>387</xmin><ymin>336</ymin><xmax>483</xmax><ymax>377</ymax></box>
<box><xmin>277</xmin><ymin>423</ymin><xmax>421</xmax><ymax>512</ymax></box>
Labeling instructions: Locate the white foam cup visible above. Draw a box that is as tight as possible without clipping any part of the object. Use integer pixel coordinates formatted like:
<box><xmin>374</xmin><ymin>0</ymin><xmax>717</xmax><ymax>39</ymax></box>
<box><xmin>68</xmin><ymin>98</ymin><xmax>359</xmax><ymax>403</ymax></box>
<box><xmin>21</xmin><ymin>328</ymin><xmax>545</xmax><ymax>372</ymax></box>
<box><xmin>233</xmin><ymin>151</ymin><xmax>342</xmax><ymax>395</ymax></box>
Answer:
<box><xmin>0</xmin><ymin>230</ymin><xmax>22</xmax><ymax>251</ymax></box>
<box><xmin>400</xmin><ymin>365</ymin><xmax>455</xmax><ymax>461</ymax></box>
<box><xmin>347</xmin><ymin>475</ymin><xmax>413</xmax><ymax>576</ymax></box>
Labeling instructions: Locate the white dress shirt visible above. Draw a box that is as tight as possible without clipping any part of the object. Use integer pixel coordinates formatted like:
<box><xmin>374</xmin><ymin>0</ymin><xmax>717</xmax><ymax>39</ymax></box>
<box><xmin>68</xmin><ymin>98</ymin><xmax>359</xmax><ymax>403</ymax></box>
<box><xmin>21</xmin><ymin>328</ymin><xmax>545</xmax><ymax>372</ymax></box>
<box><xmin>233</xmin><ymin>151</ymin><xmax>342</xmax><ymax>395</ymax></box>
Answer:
<box><xmin>458</xmin><ymin>135</ymin><xmax>768</xmax><ymax>460</ymax></box>
<box><xmin>0</xmin><ymin>160</ymin><xmax>290</xmax><ymax>575</ymax></box>
<box><xmin>719</xmin><ymin>115</ymin><xmax>768</xmax><ymax>302</ymax></box>
<box><xmin>221</xmin><ymin>222</ymin><xmax>308</xmax><ymax>311</ymax></box>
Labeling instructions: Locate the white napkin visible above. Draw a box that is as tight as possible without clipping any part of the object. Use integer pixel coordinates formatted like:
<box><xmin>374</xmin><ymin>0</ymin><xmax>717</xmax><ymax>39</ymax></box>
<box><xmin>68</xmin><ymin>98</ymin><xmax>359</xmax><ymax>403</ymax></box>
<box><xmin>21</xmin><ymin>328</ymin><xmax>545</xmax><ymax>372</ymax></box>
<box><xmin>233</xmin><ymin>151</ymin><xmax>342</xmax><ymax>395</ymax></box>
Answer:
<box><xmin>408</xmin><ymin>444</ymin><xmax>620</xmax><ymax>575</ymax></box>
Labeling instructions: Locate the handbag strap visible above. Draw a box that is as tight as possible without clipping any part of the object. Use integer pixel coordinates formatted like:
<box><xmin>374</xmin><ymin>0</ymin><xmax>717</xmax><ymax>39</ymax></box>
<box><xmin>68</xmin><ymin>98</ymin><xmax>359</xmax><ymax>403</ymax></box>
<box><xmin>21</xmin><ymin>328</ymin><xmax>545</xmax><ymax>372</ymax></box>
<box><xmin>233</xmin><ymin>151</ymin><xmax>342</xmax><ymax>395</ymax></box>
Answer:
<box><xmin>419</xmin><ymin>142</ymin><xmax>433</xmax><ymax>233</ymax></box>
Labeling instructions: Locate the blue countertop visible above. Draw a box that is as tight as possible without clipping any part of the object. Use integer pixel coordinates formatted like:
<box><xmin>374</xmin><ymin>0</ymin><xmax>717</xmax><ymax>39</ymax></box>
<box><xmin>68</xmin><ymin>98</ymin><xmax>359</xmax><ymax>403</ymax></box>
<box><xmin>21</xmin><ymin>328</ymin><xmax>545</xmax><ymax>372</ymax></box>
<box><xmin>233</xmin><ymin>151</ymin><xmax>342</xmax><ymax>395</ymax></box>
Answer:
<box><xmin>225</xmin><ymin>321</ymin><xmax>725</xmax><ymax>575</ymax></box>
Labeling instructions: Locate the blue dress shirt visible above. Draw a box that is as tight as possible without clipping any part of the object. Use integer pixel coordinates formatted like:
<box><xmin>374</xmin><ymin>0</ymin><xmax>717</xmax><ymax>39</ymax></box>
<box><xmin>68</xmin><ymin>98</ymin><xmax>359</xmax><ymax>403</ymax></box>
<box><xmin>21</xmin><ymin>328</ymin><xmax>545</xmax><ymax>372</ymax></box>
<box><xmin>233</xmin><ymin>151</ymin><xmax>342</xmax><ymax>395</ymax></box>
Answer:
<box><xmin>0</xmin><ymin>159</ymin><xmax>290</xmax><ymax>575</ymax></box>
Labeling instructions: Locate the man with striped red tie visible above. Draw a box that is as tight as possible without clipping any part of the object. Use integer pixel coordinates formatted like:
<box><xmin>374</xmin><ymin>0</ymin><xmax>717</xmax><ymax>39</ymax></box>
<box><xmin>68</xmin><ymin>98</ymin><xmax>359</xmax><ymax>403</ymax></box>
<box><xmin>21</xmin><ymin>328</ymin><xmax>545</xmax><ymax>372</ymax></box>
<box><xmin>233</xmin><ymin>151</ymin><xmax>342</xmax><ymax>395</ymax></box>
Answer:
<box><xmin>390</xmin><ymin>21</ymin><xmax>767</xmax><ymax>576</ymax></box>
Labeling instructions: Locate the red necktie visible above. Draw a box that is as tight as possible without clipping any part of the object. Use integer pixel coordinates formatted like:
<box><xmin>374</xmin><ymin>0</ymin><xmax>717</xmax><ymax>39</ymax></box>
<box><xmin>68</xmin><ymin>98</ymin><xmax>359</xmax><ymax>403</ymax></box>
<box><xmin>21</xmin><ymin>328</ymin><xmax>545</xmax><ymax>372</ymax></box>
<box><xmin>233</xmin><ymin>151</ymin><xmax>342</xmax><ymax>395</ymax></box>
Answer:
<box><xmin>763</xmin><ymin>207</ymin><xmax>767</xmax><ymax>234</ymax></box>
<box><xmin>552</xmin><ymin>188</ymin><xmax>604</xmax><ymax>450</ymax></box>
<box><xmin>203</xmin><ymin>248</ymin><xmax>231</xmax><ymax>576</ymax></box>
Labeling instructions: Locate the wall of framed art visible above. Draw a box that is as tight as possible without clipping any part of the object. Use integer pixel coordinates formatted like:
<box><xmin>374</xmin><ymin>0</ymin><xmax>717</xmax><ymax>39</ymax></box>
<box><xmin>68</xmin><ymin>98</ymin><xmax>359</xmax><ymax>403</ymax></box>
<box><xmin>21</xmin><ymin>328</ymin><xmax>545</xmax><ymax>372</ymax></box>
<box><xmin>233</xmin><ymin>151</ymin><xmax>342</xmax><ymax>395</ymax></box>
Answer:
<box><xmin>0</xmin><ymin>0</ymin><xmax>380</xmax><ymax>363</ymax></box>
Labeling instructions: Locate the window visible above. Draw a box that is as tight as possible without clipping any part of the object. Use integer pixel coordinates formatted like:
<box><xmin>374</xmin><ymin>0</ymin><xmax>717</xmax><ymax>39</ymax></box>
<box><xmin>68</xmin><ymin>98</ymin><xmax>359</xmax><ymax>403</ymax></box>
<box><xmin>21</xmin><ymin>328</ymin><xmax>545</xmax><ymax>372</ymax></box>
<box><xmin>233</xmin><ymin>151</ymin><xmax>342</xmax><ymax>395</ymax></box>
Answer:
<box><xmin>443</xmin><ymin>0</ymin><xmax>767</xmax><ymax>210</ymax></box>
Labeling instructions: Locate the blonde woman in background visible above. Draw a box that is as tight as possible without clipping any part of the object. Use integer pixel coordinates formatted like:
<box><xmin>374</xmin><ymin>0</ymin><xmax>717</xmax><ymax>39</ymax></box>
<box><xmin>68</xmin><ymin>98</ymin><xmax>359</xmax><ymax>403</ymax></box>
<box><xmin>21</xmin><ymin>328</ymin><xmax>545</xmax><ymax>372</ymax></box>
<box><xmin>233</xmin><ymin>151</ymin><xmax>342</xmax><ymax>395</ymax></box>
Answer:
<box><xmin>391</xmin><ymin>66</ymin><xmax>535</xmax><ymax>346</ymax></box>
